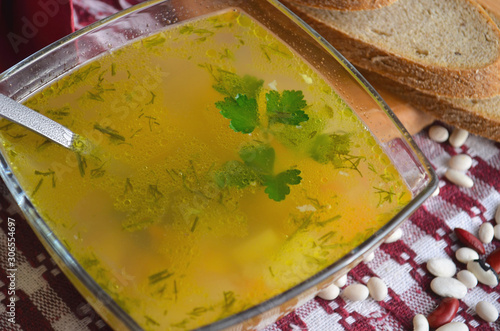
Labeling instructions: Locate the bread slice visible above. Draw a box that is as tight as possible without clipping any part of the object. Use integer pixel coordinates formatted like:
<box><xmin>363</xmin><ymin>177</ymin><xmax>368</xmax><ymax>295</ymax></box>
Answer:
<box><xmin>285</xmin><ymin>0</ymin><xmax>397</xmax><ymax>11</ymax></box>
<box><xmin>284</xmin><ymin>0</ymin><xmax>500</xmax><ymax>99</ymax></box>
<box><xmin>360</xmin><ymin>69</ymin><xmax>500</xmax><ymax>142</ymax></box>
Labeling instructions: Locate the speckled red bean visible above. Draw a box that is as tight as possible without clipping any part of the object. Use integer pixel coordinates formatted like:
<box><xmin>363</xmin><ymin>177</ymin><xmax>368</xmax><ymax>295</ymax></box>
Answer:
<box><xmin>429</xmin><ymin>125</ymin><xmax>449</xmax><ymax>142</ymax></box>
<box><xmin>478</xmin><ymin>222</ymin><xmax>494</xmax><ymax>244</ymax></box>
<box><xmin>454</xmin><ymin>228</ymin><xmax>485</xmax><ymax>255</ymax></box>
<box><xmin>467</xmin><ymin>260</ymin><xmax>499</xmax><ymax>287</ymax></box>
<box><xmin>495</xmin><ymin>205</ymin><xmax>500</xmax><ymax>224</ymax></box>
<box><xmin>485</xmin><ymin>247</ymin><xmax>500</xmax><ymax>274</ymax></box>
<box><xmin>427</xmin><ymin>297</ymin><xmax>460</xmax><ymax>329</ymax></box>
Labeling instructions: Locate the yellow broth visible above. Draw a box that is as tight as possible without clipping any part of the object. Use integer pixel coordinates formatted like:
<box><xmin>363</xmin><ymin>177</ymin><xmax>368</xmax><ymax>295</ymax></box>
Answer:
<box><xmin>1</xmin><ymin>10</ymin><xmax>410</xmax><ymax>330</ymax></box>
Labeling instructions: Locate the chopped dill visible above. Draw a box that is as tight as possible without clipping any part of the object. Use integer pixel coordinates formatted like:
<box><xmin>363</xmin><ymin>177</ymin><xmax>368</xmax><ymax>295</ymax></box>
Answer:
<box><xmin>260</xmin><ymin>43</ymin><xmax>292</xmax><ymax>61</ymax></box>
<box><xmin>148</xmin><ymin>184</ymin><xmax>164</xmax><ymax>201</ymax></box>
<box><xmin>146</xmin><ymin>91</ymin><xmax>156</xmax><ymax>105</ymax></box>
<box><xmin>0</xmin><ymin>122</ymin><xmax>14</xmax><ymax>131</ymax></box>
<box><xmin>317</xmin><ymin>215</ymin><xmax>341</xmax><ymax>227</ymax></box>
<box><xmin>35</xmin><ymin>169</ymin><xmax>56</xmax><ymax>187</ymax></box>
<box><xmin>130</xmin><ymin>128</ymin><xmax>142</xmax><ymax>139</ymax></box>
<box><xmin>7</xmin><ymin>133</ymin><xmax>27</xmax><ymax>139</ymax></box>
<box><xmin>174</xmin><ymin>280</ymin><xmax>178</xmax><ymax>302</ymax></box>
<box><xmin>373</xmin><ymin>186</ymin><xmax>396</xmax><ymax>206</ymax></box>
<box><xmin>149</xmin><ymin>269</ymin><xmax>174</xmax><ymax>285</ymax></box>
<box><xmin>94</xmin><ymin>123</ymin><xmax>125</xmax><ymax>142</ymax></box>
<box><xmin>188</xmin><ymin>306</ymin><xmax>210</xmax><ymax>317</ymax></box>
<box><xmin>190</xmin><ymin>216</ymin><xmax>199</xmax><ymax>232</ymax></box>
<box><xmin>36</xmin><ymin>139</ymin><xmax>52</xmax><ymax>151</ymax></box>
<box><xmin>75</xmin><ymin>152</ymin><xmax>87</xmax><ymax>177</ymax></box>
<box><xmin>122</xmin><ymin>218</ymin><xmax>155</xmax><ymax>232</ymax></box>
<box><xmin>144</xmin><ymin>315</ymin><xmax>160</xmax><ymax>326</ymax></box>
<box><xmin>90</xmin><ymin>162</ymin><xmax>106</xmax><ymax>179</ymax></box>
<box><xmin>32</xmin><ymin>178</ymin><xmax>43</xmax><ymax>196</ymax></box>
<box><xmin>223</xmin><ymin>291</ymin><xmax>236</xmax><ymax>310</ymax></box>
<box><xmin>124</xmin><ymin>178</ymin><xmax>133</xmax><ymax>194</ymax></box>
<box><xmin>87</xmin><ymin>90</ymin><xmax>105</xmax><ymax>102</ymax></box>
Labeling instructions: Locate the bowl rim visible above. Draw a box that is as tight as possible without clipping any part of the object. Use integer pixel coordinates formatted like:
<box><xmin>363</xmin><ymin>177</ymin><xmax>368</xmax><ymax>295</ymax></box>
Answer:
<box><xmin>0</xmin><ymin>0</ymin><xmax>438</xmax><ymax>330</ymax></box>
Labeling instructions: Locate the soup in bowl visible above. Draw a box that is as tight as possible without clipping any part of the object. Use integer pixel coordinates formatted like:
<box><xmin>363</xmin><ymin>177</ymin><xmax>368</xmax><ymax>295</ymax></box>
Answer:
<box><xmin>0</xmin><ymin>0</ymin><xmax>437</xmax><ymax>330</ymax></box>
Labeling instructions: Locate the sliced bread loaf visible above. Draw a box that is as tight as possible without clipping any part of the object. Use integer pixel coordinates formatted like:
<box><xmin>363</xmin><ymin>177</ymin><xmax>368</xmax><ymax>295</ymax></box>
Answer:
<box><xmin>285</xmin><ymin>0</ymin><xmax>397</xmax><ymax>11</ymax></box>
<box><xmin>360</xmin><ymin>69</ymin><xmax>500</xmax><ymax>142</ymax></box>
<box><xmin>284</xmin><ymin>0</ymin><xmax>500</xmax><ymax>99</ymax></box>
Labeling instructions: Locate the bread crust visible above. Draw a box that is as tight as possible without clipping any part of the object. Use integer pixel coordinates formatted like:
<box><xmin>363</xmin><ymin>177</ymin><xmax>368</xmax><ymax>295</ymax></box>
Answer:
<box><xmin>285</xmin><ymin>0</ymin><xmax>397</xmax><ymax>11</ymax></box>
<box><xmin>284</xmin><ymin>0</ymin><xmax>500</xmax><ymax>99</ymax></box>
<box><xmin>360</xmin><ymin>70</ymin><xmax>500</xmax><ymax>142</ymax></box>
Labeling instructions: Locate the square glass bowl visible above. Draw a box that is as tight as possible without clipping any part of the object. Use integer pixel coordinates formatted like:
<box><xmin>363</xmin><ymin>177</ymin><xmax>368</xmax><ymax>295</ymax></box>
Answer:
<box><xmin>0</xmin><ymin>0</ymin><xmax>437</xmax><ymax>330</ymax></box>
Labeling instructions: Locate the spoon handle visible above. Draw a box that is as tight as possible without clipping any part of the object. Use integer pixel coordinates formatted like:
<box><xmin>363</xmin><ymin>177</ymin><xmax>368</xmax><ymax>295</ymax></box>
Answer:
<box><xmin>0</xmin><ymin>93</ymin><xmax>75</xmax><ymax>149</ymax></box>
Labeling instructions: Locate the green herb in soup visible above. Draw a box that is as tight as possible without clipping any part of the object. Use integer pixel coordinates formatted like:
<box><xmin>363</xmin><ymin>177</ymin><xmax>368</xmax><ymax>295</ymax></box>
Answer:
<box><xmin>0</xmin><ymin>9</ymin><xmax>411</xmax><ymax>330</ymax></box>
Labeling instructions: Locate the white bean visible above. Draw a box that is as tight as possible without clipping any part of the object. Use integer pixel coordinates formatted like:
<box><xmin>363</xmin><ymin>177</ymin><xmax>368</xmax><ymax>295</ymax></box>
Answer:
<box><xmin>366</xmin><ymin>277</ymin><xmax>388</xmax><ymax>301</ymax></box>
<box><xmin>317</xmin><ymin>284</ymin><xmax>340</xmax><ymax>301</ymax></box>
<box><xmin>496</xmin><ymin>205</ymin><xmax>500</xmax><ymax>225</ymax></box>
<box><xmin>455</xmin><ymin>247</ymin><xmax>479</xmax><ymax>264</ymax></box>
<box><xmin>384</xmin><ymin>228</ymin><xmax>403</xmax><ymax>243</ymax></box>
<box><xmin>448</xmin><ymin>154</ymin><xmax>472</xmax><ymax>171</ymax></box>
<box><xmin>436</xmin><ymin>322</ymin><xmax>468</xmax><ymax>331</ymax></box>
<box><xmin>343</xmin><ymin>284</ymin><xmax>369</xmax><ymax>301</ymax></box>
<box><xmin>476</xmin><ymin>301</ymin><xmax>499</xmax><ymax>323</ymax></box>
<box><xmin>427</xmin><ymin>258</ymin><xmax>456</xmax><ymax>277</ymax></box>
<box><xmin>430</xmin><ymin>277</ymin><xmax>468</xmax><ymax>299</ymax></box>
<box><xmin>456</xmin><ymin>270</ymin><xmax>477</xmax><ymax>289</ymax></box>
<box><xmin>444</xmin><ymin>169</ymin><xmax>474</xmax><ymax>188</ymax></box>
<box><xmin>334</xmin><ymin>274</ymin><xmax>347</xmax><ymax>287</ymax></box>
<box><xmin>449</xmin><ymin>128</ymin><xmax>469</xmax><ymax>148</ymax></box>
<box><xmin>429</xmin><ymin>125</ymin><xmax>449</xmax><ymax>143</ymax></box>
<box><xmin>494</xmin><ymin>224</ymin><xmax>500</xmax><ymax>240</ymax></box>
<box><xmin>363</xmin><ymin>252</ymin><xmax>375</xmax><ymax>263</ymax></box>
<box><xmin>478</xmin><ymin>222</ymin><xmax>494</xmax><ymax>244</ymax></box>
<box><xmin>412</xmin><ymin>314</ymin><xmax>429</xmax><ymax>331</ymax></box>
<box><xmin>432</xmin><ymin>186</ymin><xmax>440</xmax><ymax>197</ymax></box>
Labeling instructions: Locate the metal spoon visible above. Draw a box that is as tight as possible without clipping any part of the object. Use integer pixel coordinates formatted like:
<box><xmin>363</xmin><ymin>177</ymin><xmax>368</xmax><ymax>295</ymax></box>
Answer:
<box><xmin>0</xmin><ymin>93</ymin><xmax>80</xmax><ymax>150</ymax></box>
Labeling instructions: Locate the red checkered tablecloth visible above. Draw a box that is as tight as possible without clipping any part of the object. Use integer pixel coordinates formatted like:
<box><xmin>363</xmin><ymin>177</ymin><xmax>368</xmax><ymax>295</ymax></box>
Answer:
<box><xmin>1</xmin><ymin>1</ymin><xmax>500</xmax><ymax>330</ymax></box>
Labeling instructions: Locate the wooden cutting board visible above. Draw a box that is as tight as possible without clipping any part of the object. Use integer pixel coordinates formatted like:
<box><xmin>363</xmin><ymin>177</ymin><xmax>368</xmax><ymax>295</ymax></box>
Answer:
<box><xmin>367</xmin><ymin>0</ymin><xmax>499</xmax><ymax>136</ymax></box>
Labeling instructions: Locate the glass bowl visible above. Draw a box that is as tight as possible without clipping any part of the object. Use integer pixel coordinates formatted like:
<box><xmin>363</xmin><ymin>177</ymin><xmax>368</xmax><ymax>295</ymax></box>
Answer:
<box><xmin>0</xmin><ymin>0</ymin><xmax>437</xmax><ymax>330</ymax></box>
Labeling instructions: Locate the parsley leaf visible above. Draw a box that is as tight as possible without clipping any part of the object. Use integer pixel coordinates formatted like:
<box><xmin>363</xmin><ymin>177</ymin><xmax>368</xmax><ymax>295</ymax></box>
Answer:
<box><xmin>309</xmin><ymin>133</ymin><xmax>351</xmax><ymax>164</ymax></box>
<box><xmin>215</xmin><ymin>94</ymin><xmax>259</xmax><ymax>133</ymax></box>
<box><xmin>239</xmin><ymin>143</ymin><xmax>274</xmax><ymax>175</ymax></box>
<box><xmin>266</xmin><ymin>90</ymin><xmax>309</xmax><ymax>126</ymax></box>
<box><xmin>263</xmin><ymin>169</ymin><xmax>302</xmax><ymax>201</ymax></box>
<box><xmin>214</xmin><ymin>160</ymin><xmax>257</xmax><ymax>188</ymax></box>
<box><xmin>215</xmin><ymin>143</ymin><xmax>302</xmax><ymax>201</ymax></box>
<box><xmin>213</xmin><ymin>69</ymin><xmax>263</xmax><ymax>99</ymax></box>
